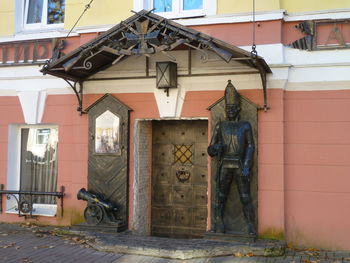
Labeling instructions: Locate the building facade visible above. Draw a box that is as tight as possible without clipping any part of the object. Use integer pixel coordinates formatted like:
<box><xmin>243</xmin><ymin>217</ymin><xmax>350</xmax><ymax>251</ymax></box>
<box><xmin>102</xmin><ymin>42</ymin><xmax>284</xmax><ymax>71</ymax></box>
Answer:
<box><xmin>0</xmin><ymin>0</ymin><xmax>349</xmax><ymax>250</ymax></box>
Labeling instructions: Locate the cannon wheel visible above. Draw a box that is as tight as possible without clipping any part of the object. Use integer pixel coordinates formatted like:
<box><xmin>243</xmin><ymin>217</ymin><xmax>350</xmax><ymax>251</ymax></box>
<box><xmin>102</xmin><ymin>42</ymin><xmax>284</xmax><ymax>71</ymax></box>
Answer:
<box><xmin>19</xmin><ymin>200</ymin><xmax>33</xmax><ymax>214</ymax></box>
<box><xmin>84</xmin><ymin>204</ymin><xmax>104</xmax><ymax>225</ymax></box>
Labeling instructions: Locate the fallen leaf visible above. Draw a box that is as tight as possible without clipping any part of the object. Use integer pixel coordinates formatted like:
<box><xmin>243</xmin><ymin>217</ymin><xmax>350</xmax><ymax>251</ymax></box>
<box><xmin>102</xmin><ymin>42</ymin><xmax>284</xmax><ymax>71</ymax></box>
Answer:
<box><xmin>246</xmin><ymin>253</ymin><xmax>254</xmax><ymax>257</ymax></box>
<box><xmin>21</xmin><ymin>258</ymin><xmax>33</xmax><ymax>263</ymax></box>
<box><xmin>3</xmin><ymin>243</ymin><xmax>16</xmax><ymax>248</ymax></box>
<box><xmin>234</xmin><ymin>252</ymin><xmax>243</xmax><ymax>257</ymax></box>
<box><xmin>307</xmin><ymin>248</ymin><xmax>320</xmax><ymax>252</ymax></box>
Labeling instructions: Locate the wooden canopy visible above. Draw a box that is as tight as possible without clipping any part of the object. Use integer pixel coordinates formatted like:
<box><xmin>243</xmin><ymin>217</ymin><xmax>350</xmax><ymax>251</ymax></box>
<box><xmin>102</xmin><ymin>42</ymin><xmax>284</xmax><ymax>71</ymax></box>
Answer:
<box><xmin>41</xmin><ymin>10</ymin><xmax>271</xmax><ymax>113</ymax></box>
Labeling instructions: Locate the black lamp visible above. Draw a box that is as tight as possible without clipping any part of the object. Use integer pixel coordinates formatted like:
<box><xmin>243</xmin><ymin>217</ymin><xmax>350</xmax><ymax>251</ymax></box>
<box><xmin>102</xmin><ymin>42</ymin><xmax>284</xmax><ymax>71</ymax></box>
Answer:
<box><xmin>156</xmin><ymin>61</ymin><xmax>177</xmax><ymax>96</ymax></box>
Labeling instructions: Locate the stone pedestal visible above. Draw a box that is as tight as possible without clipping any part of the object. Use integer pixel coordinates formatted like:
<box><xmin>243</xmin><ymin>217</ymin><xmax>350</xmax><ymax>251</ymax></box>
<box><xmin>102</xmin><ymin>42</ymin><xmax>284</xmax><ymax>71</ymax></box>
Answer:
<box><xmin>72</xmin><ymin>222</ymin><xmax>126</xmax><ymax>233</ymax></box>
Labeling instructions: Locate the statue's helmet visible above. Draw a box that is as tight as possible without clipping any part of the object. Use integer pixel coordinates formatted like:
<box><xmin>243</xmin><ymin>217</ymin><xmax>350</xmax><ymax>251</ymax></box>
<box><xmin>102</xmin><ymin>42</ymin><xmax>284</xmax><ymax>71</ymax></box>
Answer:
<box><xmin>224</xmin><ymin>80</ymin><xmax>240</xmax><ymax>109</ymax></box>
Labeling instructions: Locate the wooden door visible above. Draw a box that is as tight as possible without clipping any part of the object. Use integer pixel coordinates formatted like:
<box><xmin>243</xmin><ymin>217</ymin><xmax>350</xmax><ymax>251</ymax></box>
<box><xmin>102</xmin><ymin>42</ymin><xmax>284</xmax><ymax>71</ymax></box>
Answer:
<box><xmin>87</xmin><ymin>94</ymin><xmax>131</xmax><ymax>227</ymax></box>
<box><xmin>152</xmin><ymin>120</ymin><xmax>208</xmax><ymax>238</ymax></box>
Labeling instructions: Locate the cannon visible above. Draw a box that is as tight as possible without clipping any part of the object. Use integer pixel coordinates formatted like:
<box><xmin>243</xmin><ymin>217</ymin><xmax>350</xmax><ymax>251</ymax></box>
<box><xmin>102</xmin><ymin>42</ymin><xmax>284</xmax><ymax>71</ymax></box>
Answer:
<box><xmin>77</xmin><ymin>188</ymin><xmax>119</xmax><ymax>225</ymax></box>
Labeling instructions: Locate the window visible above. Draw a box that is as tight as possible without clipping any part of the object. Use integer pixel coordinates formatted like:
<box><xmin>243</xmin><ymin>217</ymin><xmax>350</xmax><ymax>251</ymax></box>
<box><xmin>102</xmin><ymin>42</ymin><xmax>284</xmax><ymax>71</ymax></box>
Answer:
<box><xmin>135</xmin><ymin>0</ymin><xmax>216</xmax><ymax>19</ymax></box>
<box><xmin>95</xmin><ymin>110</ymin><xmax>121</xmax><ymax>154</ymax></box>
<box><xmin>153</xmin><ymin>0</ymin><xmax>203</xmax><ymax>18</ymax></box>
<box><xmin>20</xmin><ymin>127</ymin><xmax>58</xmax><ymax>204</ymax></box>
<box><xmin>24</xmin><ymin>0</ymin><xmax>65</xmax><ymax>30</ymax></box>
<box><xmin>6</xmin><ymin>125</ymin><xmax>59</xmax><ymax>216</ymax></box>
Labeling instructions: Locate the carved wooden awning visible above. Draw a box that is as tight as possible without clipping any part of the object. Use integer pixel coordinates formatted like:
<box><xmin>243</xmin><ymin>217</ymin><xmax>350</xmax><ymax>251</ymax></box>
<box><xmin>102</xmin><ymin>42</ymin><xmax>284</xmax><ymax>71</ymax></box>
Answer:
<box><xmin>41</xmin><ymin>10</ymin><xmax>271</xmax><ymax>114</ymax></box>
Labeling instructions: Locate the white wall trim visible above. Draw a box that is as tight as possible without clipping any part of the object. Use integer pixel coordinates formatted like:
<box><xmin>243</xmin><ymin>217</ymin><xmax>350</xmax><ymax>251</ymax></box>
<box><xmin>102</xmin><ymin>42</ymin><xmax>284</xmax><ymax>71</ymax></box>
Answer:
<box><xmin>133</xmin><ymin>0</ymin><xmax>216</xmax><ymax>19</ymax></box>
<box><xmin>0</xmin><ymin>30</ymin><xmax>76</xmax><ymax>43</ymax></box>
<box><xmin>284</xmin><ymin>8</ymin><xmax>350</xmax><ymax>21</ymax></box>
<box><xmin>178</xmin><ymin>10</ymin><xmax>284</xmax><ymax>26</ymax></box>
<box><xmin>153</xmin><ymin>86</ymin><xmax>183</xmax><ymax>118</ymax></box>
<box><xmin>18</xmin><ymin>90</ymin><xmax>47</xmax><ymax>124</ymax></box>
<box><xmin>7</xmin><ymin>204</ymin><xmax>57</xmax><ymax>217</ymax></box>
<box><xmin>7</xmin><ymin>125</ymin><xmax>21</xmax><ymax>211</ymax></box>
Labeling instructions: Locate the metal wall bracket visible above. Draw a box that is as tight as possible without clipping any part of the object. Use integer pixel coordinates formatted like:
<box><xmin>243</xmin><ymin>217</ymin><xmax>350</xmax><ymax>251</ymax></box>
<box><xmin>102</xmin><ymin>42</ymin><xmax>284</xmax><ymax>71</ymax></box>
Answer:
<box><xmin>64</xmin><ymin>79</ymin><xmax>87</xmax><ymax>115</ymax></box>
<box><xmin>255</xmin><ymin>58</ymin><xmax>270</xmax><ymax>112</ymax></box>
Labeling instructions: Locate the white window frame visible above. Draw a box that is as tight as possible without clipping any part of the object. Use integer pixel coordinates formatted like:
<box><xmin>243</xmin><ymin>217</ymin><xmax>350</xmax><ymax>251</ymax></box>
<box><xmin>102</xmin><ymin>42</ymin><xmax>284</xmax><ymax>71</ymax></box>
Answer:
<box><xmin>6</xmin><ymin>124</ymin><xmax>59</xmax><ymax>217</ymax></box>
<box><xmin>22</xmin><ymin>0</ymin><xmax>64</xmax><ymax>31</ymax></box>
<box><xmin>134</xmin><ymin>0</ymin><xmax>216</xmax><ymax>19</ymax></box>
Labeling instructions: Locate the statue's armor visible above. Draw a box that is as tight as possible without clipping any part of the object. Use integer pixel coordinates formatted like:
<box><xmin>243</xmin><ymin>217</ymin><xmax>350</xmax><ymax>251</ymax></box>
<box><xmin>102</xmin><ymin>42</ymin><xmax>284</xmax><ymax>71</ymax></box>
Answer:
<box><xmin>208</xmin><ymin>120</ymin><xmax>254</xmax><ymax>170</ymax></box>
<box><xmin>221</xmin><ymin>121</ymin><xmax>253</xmax><ymax>169</ymax></box>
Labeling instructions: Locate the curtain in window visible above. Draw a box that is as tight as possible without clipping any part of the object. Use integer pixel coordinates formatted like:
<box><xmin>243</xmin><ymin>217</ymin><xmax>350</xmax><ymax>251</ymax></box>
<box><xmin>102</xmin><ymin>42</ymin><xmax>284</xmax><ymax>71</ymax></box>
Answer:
<box><xmin>26</xmin><ymin>0</ymin><xmax>44</xmax><ymax>24</ymax></box>
<box><xmin>20</xmin><ymin>128</ymin><xmax>58</xmax><ymax>204</ymax></box>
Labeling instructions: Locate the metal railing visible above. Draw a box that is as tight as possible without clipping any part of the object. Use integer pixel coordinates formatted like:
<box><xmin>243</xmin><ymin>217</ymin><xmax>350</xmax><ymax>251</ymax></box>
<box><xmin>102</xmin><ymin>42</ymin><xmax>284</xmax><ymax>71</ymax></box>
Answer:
<box><xmin>0</xmin><ymin>184</ymin><xmax>65</xmax><ymax>218</ymax></box>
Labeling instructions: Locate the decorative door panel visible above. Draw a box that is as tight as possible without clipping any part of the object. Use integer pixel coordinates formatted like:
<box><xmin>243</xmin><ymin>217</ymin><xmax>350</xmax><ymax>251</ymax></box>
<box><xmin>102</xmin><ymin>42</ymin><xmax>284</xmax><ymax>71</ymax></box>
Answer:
<box><xmin>192</xmin><ymin>166</ymin><xmax>207</xmax><ymax>184</ymax></box>
<box><xmin>152</xmin><ymin>207</ymin><xmax>172</xmax><ymax>226</ymax></box>
<box><xmin>174</xmin><ymin>208</ymin><xmax>192</xmax><ymax>227</ymax></box>
<box><xmin>87</xmin><ymin>94</ymin><xmax>131</xmax><ymax>227</ymax></box>
<box><xmin>193</xmin><ymin>185</ymin><xmax>207</xmax><ymax>205</ymax></box>
<box><xmin>153</xmin><ymin>167</ymin><xmax>171</xmax><ymax>185</ymax></box>
<box><xmin>193</xmin><ymin>207</ymin><xmax>207</xmax><ymax>228</ymax></box>
<box><xmin>194</xmin><ymin>143</ymin><xmax>209</xmax><ymax>166</ymax></box>
<box><xmin>153</xmin><ymin>185</ymin><xmax>172</xmax><ymax>205</ymax></box>
<box><xmin>152</xmin><ymin>120</ymin><xmax>208</xmax><ymax>238</ymax></box>
<box><xmin>173</xmin><ymin>185</ymin><xmax>192</xmax><ymax>205</ymax></box>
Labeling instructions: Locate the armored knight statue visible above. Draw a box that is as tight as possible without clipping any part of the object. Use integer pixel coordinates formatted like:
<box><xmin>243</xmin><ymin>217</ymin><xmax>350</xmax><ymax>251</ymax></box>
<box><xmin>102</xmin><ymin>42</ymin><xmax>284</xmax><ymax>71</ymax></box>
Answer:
<box><xmin>208</xmin><ymin>80</ymin><xmax>256</xmax><ymax>236</ymax></box>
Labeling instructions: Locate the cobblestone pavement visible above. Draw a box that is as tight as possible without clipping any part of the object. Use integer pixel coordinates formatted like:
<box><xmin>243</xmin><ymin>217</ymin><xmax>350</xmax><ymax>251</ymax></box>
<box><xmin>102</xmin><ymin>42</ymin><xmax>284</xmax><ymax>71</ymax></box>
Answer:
<box><xmin>1</xmin><ymin>223</ymin><xmax>349</xmax><ymax>263</ymax></box>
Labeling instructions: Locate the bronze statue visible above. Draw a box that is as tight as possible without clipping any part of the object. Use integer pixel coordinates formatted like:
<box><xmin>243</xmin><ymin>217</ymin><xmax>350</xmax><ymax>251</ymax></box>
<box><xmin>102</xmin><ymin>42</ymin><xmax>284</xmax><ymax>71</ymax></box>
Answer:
<box><xmin>208</xmin><ymin>80</ymin><xmax>256</xmax><ymax>235</ymax></box>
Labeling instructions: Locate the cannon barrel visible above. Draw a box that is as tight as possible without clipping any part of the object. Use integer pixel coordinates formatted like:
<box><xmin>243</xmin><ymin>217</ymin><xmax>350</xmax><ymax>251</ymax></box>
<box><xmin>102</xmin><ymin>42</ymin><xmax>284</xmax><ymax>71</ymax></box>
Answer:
<box><xmin>77</xmin><ymin>188</ymin><xmax>117</xmax><ymax>211</ymax></box>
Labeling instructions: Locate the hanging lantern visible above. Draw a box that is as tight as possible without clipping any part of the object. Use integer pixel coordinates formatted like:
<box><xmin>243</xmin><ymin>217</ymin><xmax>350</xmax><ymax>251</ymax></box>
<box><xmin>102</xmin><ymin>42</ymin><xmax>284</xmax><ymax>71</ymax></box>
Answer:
<box><xmin>156</xmin><ymin>61</ymin><xmax>177</xmax><ymax>96</ymax></box>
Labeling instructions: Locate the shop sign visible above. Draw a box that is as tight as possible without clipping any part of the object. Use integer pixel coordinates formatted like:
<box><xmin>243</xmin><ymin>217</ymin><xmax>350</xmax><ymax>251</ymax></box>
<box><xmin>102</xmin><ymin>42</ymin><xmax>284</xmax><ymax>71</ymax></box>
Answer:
<box><xmin>0</xmin><ymin>40</ymin><xmax>52</xmax><ymax>66</ymax></box>
<box><xmin>289</xmin><ymin>19</ymin><xmax>350</xmax><ymax>51</ymax></box>
<box><xmin>315</xmin><ymin>20</ymin><xmax>350</xmax><ymax>49</ymax></box>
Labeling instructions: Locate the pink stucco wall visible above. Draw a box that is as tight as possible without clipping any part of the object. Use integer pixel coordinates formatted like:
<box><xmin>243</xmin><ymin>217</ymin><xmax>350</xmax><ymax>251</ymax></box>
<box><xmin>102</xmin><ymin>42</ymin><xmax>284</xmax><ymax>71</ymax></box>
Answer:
<box><xmin>1</xmin><ymin>89</ymin><xmax>350</xmax><ymax>250</ymax></box>
<box><xmin>284</xmin><ymin>90</ymin><xmax>350</xmax><ymax>250</ymax></box>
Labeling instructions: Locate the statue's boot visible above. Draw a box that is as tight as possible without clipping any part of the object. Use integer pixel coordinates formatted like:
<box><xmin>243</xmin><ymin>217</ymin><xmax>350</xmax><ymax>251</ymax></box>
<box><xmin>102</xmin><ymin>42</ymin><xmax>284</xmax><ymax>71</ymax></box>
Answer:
<box><xmin>243</xmin><ymin>203</ymin><xmax>256</xmax><ymax>236</ymax></box>
<box><xmin>215</xmin><ymin>202</ymin><xmax>225</xmax><ymax>233</ymax></box>
<box><xmin>216</xmin><ymin>218</ymin><xmax>225</xmax><ymax>233</ymax></box>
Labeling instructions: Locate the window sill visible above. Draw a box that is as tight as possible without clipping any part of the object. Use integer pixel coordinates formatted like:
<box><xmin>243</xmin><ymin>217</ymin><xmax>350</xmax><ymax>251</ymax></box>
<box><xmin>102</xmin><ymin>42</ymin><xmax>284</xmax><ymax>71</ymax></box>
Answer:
<box><xmin>0</xmin><ymin>29</ymin><xmax>78</xmax><ymax>43</ymax></box>
<box><xmin>6</xmin><ymin>204</ymin><xmax>57</xmax><ymax>217</ymax></box>
<box><xmin>154</xmin><ymin>11</ymin><xmax>206</xmax><ymax>20</ymax></box>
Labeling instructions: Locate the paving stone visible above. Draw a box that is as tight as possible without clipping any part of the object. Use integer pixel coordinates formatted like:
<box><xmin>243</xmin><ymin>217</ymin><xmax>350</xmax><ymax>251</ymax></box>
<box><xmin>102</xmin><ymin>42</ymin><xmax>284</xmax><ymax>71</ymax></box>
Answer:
<box><xmin>2</xmin><ymin>223</ymin><xmax>350</xmax><ymax>263</ymax></box>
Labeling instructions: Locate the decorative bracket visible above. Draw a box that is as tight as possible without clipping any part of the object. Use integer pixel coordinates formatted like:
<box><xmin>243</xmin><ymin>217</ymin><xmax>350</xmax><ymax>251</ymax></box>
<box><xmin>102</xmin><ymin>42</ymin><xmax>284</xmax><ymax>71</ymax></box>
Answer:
<box><xmin>64</xmin><ymin>79</ymin><xmax>87</xmax><ymax>115</ymax></box>
<box><xmin>254</xmin><ymin>58</ymin><xmax>270</xmax><ymax>111</ymax></box>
